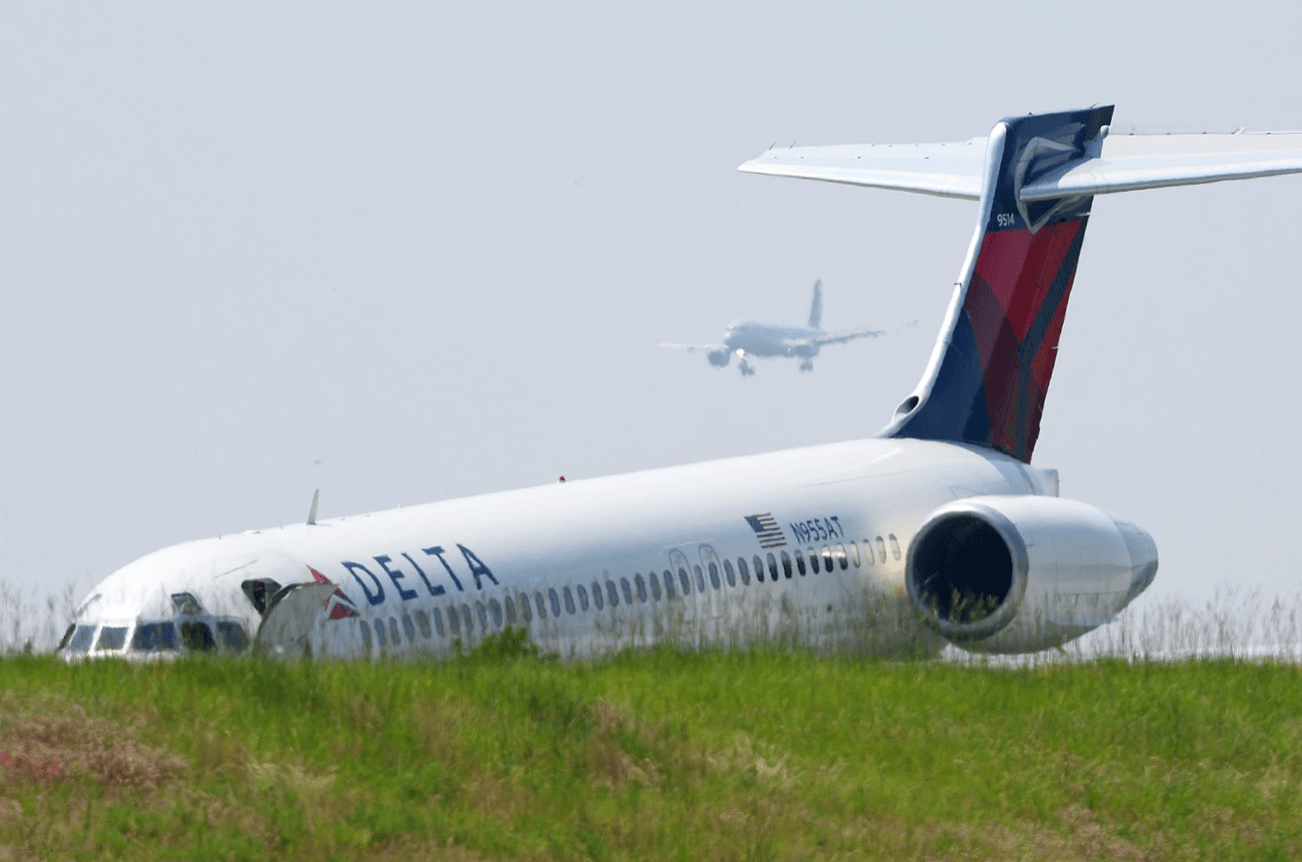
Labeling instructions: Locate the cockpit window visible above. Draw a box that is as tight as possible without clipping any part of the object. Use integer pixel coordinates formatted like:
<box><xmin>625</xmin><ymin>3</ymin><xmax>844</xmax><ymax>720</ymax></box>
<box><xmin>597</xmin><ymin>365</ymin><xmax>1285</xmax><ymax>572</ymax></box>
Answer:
<box><xmin>130</xmin><ymin>622</ymin><xmax>179</xmax><ymax>652</ymax></box>
<box><xmin>180</xmin><ymin>622</ymin><xmax>217</xmax><ymax>652</ymax></box>
<box><xmin>95</xmin><ymin>626</ymin><xmax>128</xmax><ymax>651</ymax></box>
<box><xmin>216</xmin><ymin>621</ymin><xmax>247</xmax><ymax>652</ymax></box>
<box><xmin>66</xmin><ymin>625</ymin><xmax>95</xmax><ymax>653</ymax></box>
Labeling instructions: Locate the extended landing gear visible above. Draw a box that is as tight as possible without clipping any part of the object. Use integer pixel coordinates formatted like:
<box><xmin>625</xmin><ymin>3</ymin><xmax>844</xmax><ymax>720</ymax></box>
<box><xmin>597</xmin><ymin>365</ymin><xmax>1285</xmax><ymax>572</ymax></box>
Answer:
<box><xmin>738</xmin><ymin>359</ymin><xmax>755</xmax><ymax>377</ymax></box>
<box><xmin>799</xmin><ymin>360</ymin><xmax>814</xmax><ymax>372</ymax></box>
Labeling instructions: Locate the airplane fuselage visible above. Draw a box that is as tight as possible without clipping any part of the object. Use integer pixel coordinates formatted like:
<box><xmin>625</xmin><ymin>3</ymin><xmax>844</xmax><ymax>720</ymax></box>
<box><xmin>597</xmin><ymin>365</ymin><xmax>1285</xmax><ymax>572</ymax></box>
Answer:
<box><xmin>62</xmin><ymin>437</ymin><xmax>1145</xmax><ymax>662</ymax></box>
<box><xmin>723</xmin><ymin>321</ymin><xmax>822</xmax><ymax>359</ymax></box>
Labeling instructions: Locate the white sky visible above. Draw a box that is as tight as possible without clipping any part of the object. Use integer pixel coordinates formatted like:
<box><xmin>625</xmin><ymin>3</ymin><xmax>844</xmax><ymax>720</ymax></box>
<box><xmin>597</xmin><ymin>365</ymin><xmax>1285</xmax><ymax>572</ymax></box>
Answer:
<box><xmin>2</xmin><ymin>3</ymin><xmax>1299</xmax><ymax>614</ymax></box>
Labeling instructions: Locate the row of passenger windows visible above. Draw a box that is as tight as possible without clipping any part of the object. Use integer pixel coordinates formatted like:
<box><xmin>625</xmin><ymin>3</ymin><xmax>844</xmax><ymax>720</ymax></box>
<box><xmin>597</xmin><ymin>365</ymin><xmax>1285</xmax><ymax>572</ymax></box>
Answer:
<box><xmin>359</xmin><ymin>534</ymin><xmax>902</xmax><ymax>652</ymax></box>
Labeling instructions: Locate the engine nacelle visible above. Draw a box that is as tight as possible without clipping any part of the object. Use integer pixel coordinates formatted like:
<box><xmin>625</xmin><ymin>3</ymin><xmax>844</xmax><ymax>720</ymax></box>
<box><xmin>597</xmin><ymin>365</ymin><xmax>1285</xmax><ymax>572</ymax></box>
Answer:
<box><xmin>707</xmin><ymin>348</ymin><xmax>731</xmax><ymax>368</ymax></box>
<box><xmin>905</xmin><ymin>495</ymin><xmax>1157</xmax><ymax>654</ymax></box>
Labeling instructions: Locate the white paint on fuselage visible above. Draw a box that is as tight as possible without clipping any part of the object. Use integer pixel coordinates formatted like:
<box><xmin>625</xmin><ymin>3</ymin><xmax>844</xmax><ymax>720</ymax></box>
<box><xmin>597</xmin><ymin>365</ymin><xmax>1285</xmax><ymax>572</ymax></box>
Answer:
<box><xmin>66</xmin><ymin>437</ymin><xmax>1049</xmax><ymax>661</ymax></box>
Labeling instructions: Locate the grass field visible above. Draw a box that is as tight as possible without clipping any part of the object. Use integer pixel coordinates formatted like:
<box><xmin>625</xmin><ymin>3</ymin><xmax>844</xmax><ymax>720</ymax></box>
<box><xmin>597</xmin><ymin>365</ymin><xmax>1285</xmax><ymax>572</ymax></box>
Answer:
<box><xmin>2</xmin><ymin>630</ymin><xmax>1301</xmax><ymax>861</ymax></box>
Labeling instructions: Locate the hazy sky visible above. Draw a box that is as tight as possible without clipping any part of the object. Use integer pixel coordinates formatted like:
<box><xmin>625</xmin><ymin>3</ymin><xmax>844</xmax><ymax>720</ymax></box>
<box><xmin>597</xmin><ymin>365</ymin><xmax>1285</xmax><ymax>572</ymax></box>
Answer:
<box><xmin>2</xmin><ymin>3</ymin><xmax>1299</xmax><ymax>616</ymax></box>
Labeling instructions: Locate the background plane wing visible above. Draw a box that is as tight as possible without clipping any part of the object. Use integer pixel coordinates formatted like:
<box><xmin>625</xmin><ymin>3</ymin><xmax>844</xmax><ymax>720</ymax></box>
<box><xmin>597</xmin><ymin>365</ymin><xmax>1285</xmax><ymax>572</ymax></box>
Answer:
<box><xmin>813</xmin><ymin>328</ymin><xmax>887</xmax><ymax>345</ymax></box>
<box><xmin>656</xmin><ymin>342</ymin><xmax>726</xmax><ymax>353</ymax></box>
<box><xmin>738</xmin><ymin>138</ymin><xmax>987</xmax><ymax>200</ymax></box>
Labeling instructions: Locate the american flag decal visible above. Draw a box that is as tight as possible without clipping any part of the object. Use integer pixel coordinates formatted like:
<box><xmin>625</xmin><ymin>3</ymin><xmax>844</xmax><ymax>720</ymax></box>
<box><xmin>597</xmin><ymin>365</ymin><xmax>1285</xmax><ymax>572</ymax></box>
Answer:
<box><xmin>745</xmin><ymin>513</ymin><xmax>787</xmax><ymax>548</ymax></box>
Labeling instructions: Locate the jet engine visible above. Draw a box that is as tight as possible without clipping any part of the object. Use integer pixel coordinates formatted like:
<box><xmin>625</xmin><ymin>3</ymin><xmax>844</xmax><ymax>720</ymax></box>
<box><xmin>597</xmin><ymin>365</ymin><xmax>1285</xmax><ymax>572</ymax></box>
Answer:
<box><xmin>707</xmin><ymin>348</ymin><xmax>731</xmax><ymax>367</ymax></box>
<box><xmin>905</xmin><ymin>495</ymin><xmax>1157</xmax><ymax>654</ymax></box>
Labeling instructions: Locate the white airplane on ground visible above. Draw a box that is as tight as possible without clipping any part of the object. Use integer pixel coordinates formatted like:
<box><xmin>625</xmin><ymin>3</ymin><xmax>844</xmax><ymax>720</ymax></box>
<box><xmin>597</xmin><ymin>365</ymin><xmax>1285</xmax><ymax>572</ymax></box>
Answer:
<box><xmin>657</xmin><ymin>279</ymin><xmax>887</xmax><ymax>374</ymax></box>
<box><xmin>59</xmin><ymin>106</ymin><xmax>1302</xmax><ymax>663</ymax></box>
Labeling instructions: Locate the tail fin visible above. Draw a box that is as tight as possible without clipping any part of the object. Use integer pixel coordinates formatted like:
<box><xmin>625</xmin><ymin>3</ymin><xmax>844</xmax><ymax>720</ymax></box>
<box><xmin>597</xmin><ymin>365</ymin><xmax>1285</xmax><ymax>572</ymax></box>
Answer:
<box><xmin>807</xmin><ymin>279</ymin><xmax>824</xmax><ymax>329</ymax></box>
<box><xmin>739</xmin><ymin>106</ymin><xmax>1302</xmax><ymax>462</ymax></box>
<box><xmin>891</xmin><ymin>107</ymin><xmax>1112</xmax><ymax>461</ymax></box>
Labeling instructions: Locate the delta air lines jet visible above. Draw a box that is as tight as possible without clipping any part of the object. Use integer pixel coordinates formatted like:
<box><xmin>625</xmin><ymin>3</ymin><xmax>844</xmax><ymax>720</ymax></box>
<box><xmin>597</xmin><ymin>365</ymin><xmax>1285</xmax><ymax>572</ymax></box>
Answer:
<box><xmin>657</xmin><ymin>279</ymin><xmax>887</xmax><ymax>374</ymax></box>
<box><xmin>60</xmin><ymin>106</ymin><xmax>1302</xmax><ymax>662</ymax></box>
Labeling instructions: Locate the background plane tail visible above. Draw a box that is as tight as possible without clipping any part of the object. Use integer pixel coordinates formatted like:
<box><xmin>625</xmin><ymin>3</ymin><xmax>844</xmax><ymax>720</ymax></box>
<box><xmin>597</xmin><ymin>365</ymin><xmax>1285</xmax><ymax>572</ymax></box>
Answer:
<box><xmin>807</xmin><ymin>279</ymin><xmax>824</xmax><ymax>329</ymax></box>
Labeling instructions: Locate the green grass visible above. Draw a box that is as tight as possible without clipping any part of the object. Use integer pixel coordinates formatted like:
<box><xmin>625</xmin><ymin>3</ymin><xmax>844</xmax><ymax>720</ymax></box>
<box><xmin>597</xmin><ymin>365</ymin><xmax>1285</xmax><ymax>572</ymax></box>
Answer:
<box><xmin>2</xmin><ymin>639</ymin><xmax>1301</xmax><ymax>860</ymax></box>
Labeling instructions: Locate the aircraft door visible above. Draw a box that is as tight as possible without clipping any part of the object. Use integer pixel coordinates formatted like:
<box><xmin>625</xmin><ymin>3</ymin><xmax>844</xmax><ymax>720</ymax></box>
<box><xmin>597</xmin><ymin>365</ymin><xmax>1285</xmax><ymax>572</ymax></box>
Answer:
<box><xmin>666</xmin><ymin>548</ymin><xmax>697</xmax><ymax>634</ymax></box>
<box><xmin>697</xmin><ymin>545</ymin><xmax>726</xmax><ymax>625</ymax></box>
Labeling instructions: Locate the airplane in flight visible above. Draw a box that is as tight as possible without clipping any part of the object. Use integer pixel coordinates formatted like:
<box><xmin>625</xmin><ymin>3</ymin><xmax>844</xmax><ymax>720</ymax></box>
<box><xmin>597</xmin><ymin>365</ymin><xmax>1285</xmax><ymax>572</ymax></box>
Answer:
<box><xmin>58</xmin><ymin>106</ymin><xmax>1302</xmax><ymax>663</ymax></box>
<box><xmin>657</xmin><ymin>279</ymin><xmax>888</xmax><ymax>374</ymax></box>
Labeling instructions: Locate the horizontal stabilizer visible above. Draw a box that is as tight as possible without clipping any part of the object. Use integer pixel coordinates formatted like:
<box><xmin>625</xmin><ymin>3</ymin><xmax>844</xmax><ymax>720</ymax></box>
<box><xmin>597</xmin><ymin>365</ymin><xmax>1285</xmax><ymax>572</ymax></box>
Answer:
<box><xmin>740</xmin><ymin>130</ymin><xmax>1302</xmax><ymax>202</ymax></box>
<box><xmin>739</xmin><ymin>139</ymin><xmax>986</xmax><ymax>200</ymax></box>
<box><xmin>1019</xmin><ymin>132</ymin><xmax>1302</xmax><ymax>200</ymax></box>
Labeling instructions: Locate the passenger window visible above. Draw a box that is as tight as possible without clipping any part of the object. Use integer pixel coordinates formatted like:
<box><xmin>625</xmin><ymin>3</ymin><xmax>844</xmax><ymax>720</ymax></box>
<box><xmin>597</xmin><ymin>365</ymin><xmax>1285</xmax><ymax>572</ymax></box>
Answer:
<box><xmin>820</xmin><ymin>547</ymin><xmax>832</xmax><ymax>572</ymax></box>
<box><xmin>605</xmin><ymin>580</ymin><xmax>620</xmax><ymax>607</ymax></box>
<box><xmin>663</xmin><ymin>571</ymin><xmax>676</xmax><ymax>599</ymax></box>
<box><xmin>723</xmin><ymin>559</ymin><xmax>736</xmax><ymax>587</ymax></box>
<box><xmin>677</xmin><ymin>568</ymin><xmax>690</xmax><ymax>595</ymax></box>
<box><xmin>693</xmin><ymin>565</ymin><xmax>705</xmax><ymax>593</ymax></box>
<box><xmin>96</xmin><ymin>626</ymin><xmax>128</xmax><ymax>651</ymax></box>
<box><xmin>794</xmin><ymin>550</ymin><xmax>807</xmax><ymax>576</ymax></box>
<box><xmin>635</xmin><ymin>574</ymin><xmax>648</xmax><ymax>602</ymax></box>
<box><xmin>810</xmin><ymin>549</ymin><xmax>820</xmax><ymax>574</ymax></box>
<box><xmin>548</xmin><ymin>589</ymin><xmax>561</xmax><ymax>617</ymax></box>
<box><xmin>737</xmin><ymin>558</ymin><xmax>750</xmax><ymax>585</ymax></box>
<box><xmin>217</xmin><ymin>622</ymin><xmax>247</xmax><ymax>652</ymax></box>
<box><xmin>836</xmin><ymin>543</ymin><xmax>849</xmax><ymax>570</ymax></box>
<box><xmin>360</xmin><ymin>620</ymin><xmax>373</xmax><ymax>651</ymax></box>
<box><xmin>390</xmin><ymin>617</ymin><xmax>402</xmax><ymax>644</ymax></box>
<box><xmin>415</xmin><ymin>610</ymin><xmax>432</xmax><ymax>638</ymax></box>
<box><xmin>460</xmin><ymin>604</ymin><xmax>473</xmax><ymax>634</ymax></box>
<box><xmin>619</xmin><ymin>578</ymin><xmax>632</xmax><ymax>604</ymax></box>
<box><xmin>889</xmin><ymin>534</ymin><xmax>902</xmax><ymax>560</ymax></box>
<box><xmin>180</xmin><ymin>622</ymin><xmax>215</xmax><ymax>652</ymax></box>
<box><xmin>403</xmin><ymin>615</ymin><xmax>417</xmax><ymax>642</ymax></box>
<box><xmin>448</xmin><ymin>605</ymin><xmax>462</xmax><ymax>635</ymax></box>
<box><xmin>706</xmin><ymin>562</ymin><xmax>719</xmax><ymax>589</ymax></box>
<box><xmin>504</xmin><ymin>596</ymin><xmax>517</xmax><ymax>625</ymax></box>
<box><xmin>535</xmin><ymin>591</ymin><xmax>547</xmax><ymax>620</ymax></box>
<box><xmin>577</xmin><ymin>584</ymin><xmax>590</xmax><ymax>611</ymax></box>
<box><xmin>781</xmin><ymin>552</ymin><xmax>794</xmax><ymax>579</ymax></box>
<box><xmin>375</xmin><ymin>619</ymin><xmax>388</xmax><ymax>647</ymax></box>
<box><xmin>765</xmin><ymin>553</ymin><xmax>778</xmax><ymax>582</ymax></box>
<box><xmin>877</xmin><ymin>536</ymin><xmax>887</xmax><ymax>563</ymax></box>
<box><xmin>489</xmin><ymin>598</ymin><xmax>504</xmax><ymax>627</ymax></box>
<box><xmin>518</xmin><ymin>593</ymin><xmax>532</xmax><ymax>623</ymax></box>
<box><xmin>649</xmin><ymin>573</ymin><xmax>662</xmax><ymax>601</ymax></box>
<box><xmin>849</xmin><ymin>541</ymin><xmax>861</xmax><ymax>567</ymax></box>
<box><xmin>593</xmin><ymin>581</ymin><xmax>605</xmax><ymax>610</ymax></box>
<box><xmin>563</xmin><ymin>587</ymin><xmax>576</xmax><ymax>615</ymax></box>
<box><xmin>433</xmin><ymin>607</ymin><xmax>446</xmax><ymax>636</ymax></box>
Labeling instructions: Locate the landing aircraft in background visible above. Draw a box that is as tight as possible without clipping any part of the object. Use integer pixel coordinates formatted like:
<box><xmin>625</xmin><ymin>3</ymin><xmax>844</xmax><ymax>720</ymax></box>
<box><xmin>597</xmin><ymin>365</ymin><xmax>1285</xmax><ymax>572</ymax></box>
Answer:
<box><xmin>657</xmin><ymin>279</ymin><xmax>887</xmax><ymax>375</ymax></box>
<box><xmin>59</xmin><ymin>106</ymin><xmax>1302</xmax><ymax>663</ymax></box>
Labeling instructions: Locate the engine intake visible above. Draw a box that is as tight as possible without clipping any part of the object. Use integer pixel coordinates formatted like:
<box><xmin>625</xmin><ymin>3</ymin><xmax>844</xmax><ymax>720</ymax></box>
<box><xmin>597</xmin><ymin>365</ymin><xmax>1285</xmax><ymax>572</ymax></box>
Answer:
<box><xmin>906</xmin><ymin>495</ymin><xmax>1157</xmax><ymax>653</ymax></box>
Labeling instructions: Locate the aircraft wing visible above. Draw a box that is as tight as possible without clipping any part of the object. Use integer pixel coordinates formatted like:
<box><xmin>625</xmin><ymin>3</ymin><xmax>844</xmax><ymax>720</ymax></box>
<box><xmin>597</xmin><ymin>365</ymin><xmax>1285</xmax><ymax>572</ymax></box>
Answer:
<box><xmin>738</xmin><ymin>138</ymin><xmax>988</xmax><ymax>200</ymax></box>
<box><xmin>656</xmin><ymin>342</ymin><xmax>726</xmax><ymax>353</ymax></box>
<box><xmin>739</xmin><ymin>129</ymin><xmax>1302</xmax><ymax>202</ymax></box>
<box><xmin>812</xmin><ymin>328</ymin><xmax>887</xmax><ymax>346</ymax></box>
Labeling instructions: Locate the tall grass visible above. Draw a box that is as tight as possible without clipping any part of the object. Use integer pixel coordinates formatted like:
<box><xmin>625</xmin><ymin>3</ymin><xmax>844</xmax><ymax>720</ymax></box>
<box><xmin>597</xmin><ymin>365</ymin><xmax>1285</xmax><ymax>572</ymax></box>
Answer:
<box><xmin>0</xmin><ymin>582</ymin><xmax>77</xmax><ymax>655</ymax></box>
<box><xmin>3</xmin><ymin>641</ymin><xmax>1302</xmax><ymax>860</ymax></box>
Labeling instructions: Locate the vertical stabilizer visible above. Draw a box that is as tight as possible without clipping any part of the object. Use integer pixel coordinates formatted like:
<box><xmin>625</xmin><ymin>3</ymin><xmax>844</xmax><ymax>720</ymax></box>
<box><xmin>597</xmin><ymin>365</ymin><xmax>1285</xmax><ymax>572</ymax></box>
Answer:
<box><xmin>885</xmin><ymin>107</ymin><xmax>1114</xmax><ymax>462</ymax></box>
<box><xmin>807</xmin><ymin>279</ymin><xmax>824</xmax><ymax>329</ymax></box>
